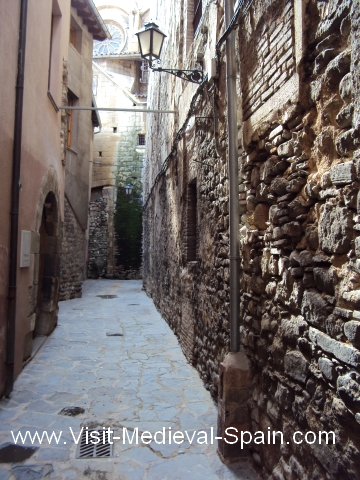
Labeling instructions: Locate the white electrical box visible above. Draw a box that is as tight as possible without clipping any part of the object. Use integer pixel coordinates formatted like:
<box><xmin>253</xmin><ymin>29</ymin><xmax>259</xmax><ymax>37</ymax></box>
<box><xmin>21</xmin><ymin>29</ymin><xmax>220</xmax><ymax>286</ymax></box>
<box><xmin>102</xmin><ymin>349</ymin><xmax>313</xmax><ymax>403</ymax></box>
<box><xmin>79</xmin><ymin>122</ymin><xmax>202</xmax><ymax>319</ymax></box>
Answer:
<box><xmin>20</xmin><ymin>230</ymin><xmax>31</xmax><ymax>268</ymax></box>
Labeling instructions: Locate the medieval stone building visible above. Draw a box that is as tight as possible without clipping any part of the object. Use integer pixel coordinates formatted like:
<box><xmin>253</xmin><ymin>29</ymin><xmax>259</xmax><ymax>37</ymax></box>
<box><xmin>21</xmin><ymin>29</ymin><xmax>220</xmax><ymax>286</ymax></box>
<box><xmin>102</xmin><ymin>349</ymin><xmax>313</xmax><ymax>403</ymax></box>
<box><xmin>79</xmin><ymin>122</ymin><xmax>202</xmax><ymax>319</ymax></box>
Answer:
<box><xmin>0</xmin><ymin>0</ymin><xmax>107</xmax><ymax>396</ymax></box>
<box><xmin>143</xmin><ymin>0</ymin><xmax>360</xmax><ymax>477</ymax></box>
<box><xmin>88</xmin><ymin>0</ymin><xmax>149</xmax><ymax>280</ymax></box>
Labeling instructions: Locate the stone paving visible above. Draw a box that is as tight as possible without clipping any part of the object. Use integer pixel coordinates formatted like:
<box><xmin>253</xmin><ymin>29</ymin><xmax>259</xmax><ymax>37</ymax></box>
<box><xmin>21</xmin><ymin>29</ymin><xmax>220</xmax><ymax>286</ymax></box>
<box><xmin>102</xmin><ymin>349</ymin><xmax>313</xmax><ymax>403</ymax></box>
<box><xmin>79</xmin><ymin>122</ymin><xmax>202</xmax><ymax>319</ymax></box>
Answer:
<box><xmin>0</xmin><ymin>280</ymin><xmax>258</xmax><ymax>480</ymax></box>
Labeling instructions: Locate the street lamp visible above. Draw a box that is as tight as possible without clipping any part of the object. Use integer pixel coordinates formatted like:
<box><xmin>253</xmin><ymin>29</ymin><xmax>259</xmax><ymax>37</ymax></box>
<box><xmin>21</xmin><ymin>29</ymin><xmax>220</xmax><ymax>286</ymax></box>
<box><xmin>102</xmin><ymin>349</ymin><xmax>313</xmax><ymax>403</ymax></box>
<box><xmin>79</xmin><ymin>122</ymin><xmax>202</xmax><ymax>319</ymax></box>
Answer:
<box><xmin>135</xmin><ymin>22</ymin><xmax>204</xmax><ymax>84</ymax></box>
<box><xmin>125</xmin><ymin>184</ymin><xmax>133</xmax><ymax>195</ymax></box>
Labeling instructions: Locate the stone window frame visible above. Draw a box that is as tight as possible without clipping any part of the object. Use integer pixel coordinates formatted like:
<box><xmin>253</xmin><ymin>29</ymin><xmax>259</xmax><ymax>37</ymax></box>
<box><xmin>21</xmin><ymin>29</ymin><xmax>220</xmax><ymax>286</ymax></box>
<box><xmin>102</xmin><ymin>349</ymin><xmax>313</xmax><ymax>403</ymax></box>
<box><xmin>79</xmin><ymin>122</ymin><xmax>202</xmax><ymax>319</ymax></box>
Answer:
<box><xmin>69</xmin><ymin>15</ymin><xmax>83</xmax><ymax>55</ymax></box>
<box><xmin>138</xmin><ymin>134</ymin><xmax>146</xmax><ymax>146</ymax></box>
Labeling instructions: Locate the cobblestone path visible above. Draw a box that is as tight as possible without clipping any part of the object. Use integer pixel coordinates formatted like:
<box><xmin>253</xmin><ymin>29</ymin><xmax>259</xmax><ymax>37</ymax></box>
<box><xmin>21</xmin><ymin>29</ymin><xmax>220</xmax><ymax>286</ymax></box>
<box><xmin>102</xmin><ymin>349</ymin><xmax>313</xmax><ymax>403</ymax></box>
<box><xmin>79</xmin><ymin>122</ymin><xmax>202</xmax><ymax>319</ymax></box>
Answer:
<box><xmin>0</xmin><ymin>280</ymin><xmax>258</xmax><ymax>480</ymax></box>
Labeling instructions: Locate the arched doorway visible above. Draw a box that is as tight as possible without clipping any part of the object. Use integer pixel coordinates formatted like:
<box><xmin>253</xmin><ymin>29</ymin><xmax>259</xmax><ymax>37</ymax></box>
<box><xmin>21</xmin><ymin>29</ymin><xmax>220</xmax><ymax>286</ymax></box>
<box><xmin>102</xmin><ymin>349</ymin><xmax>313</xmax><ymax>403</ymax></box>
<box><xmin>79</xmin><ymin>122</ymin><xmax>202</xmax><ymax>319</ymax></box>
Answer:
<box><xmin>34</xmin><ymin>192</ymin><xmax>60</xmax><ymax>337</ymax></box>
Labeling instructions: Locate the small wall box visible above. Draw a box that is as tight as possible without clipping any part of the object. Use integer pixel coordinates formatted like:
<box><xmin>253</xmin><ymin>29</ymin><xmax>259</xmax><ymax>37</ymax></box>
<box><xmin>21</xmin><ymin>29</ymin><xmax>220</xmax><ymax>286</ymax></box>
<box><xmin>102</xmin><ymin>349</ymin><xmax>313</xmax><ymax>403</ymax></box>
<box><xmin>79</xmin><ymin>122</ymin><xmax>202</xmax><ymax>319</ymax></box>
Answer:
<box><xmin>20</xmin><ymin>230</ymin><xmax>31</xmax><ymax>268</ymax></box>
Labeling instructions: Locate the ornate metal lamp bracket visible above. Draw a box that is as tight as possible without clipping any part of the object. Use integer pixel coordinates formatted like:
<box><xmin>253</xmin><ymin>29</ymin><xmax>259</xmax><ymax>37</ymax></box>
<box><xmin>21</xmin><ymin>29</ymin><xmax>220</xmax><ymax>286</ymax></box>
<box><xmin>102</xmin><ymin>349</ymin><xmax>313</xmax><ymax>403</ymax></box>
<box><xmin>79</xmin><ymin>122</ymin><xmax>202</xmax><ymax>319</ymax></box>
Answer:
<box><xmin>149</xmin><ymin>61</ymin><xmax>204</xmax><ymax>84</ymax></box>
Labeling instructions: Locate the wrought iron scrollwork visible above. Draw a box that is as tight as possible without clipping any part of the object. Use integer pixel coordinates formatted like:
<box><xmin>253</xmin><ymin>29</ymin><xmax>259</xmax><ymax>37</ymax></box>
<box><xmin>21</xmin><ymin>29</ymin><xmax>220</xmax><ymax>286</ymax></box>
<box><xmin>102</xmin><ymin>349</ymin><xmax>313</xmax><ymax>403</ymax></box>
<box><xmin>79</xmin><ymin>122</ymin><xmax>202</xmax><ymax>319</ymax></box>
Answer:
<box><xmin>148</xmin><ymin>61</ymin><xmax>204</xmax><ymax>84</ymax></box>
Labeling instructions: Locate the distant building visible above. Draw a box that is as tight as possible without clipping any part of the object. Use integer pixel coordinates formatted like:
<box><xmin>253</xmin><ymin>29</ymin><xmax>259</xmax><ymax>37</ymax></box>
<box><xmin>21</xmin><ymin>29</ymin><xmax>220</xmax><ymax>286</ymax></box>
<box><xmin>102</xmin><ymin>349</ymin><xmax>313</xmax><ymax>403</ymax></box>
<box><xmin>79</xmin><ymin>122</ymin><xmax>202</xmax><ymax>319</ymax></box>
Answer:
<box><xmin>88</xmin><ymin>0</ymin><xmax>149</xmax><ymax>280</ymax></box>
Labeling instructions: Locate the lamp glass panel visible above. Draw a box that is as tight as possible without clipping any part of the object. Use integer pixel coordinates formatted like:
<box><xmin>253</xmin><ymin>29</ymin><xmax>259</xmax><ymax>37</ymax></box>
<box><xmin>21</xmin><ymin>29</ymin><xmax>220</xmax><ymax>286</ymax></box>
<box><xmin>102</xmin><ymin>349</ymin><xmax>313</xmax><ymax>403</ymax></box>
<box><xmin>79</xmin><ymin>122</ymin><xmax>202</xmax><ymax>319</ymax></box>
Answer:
<box><xmin>152</xmin><ymin>30</ymin><xmax>164</xmax><ymax>57</ymax></box>
<box><xmin>139</xmin><ymin>29</ymin><xmax>151</xmax><ymax>56</ymax></box>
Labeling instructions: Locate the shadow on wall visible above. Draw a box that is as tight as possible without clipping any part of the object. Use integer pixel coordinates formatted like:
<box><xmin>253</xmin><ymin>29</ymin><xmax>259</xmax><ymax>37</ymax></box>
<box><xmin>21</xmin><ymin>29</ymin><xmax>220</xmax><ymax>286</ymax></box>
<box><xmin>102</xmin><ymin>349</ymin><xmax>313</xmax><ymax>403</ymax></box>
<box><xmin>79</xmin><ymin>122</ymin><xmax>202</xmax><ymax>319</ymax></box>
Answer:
<box><xmin>87</xmin><ymin>186</ymin><xmax>142</xmax><ymax>280</ymax></box>
<box><xmin>114</xmin><ymin>184</ymin><xmax>142</xmax><ymax>279</ymax></box>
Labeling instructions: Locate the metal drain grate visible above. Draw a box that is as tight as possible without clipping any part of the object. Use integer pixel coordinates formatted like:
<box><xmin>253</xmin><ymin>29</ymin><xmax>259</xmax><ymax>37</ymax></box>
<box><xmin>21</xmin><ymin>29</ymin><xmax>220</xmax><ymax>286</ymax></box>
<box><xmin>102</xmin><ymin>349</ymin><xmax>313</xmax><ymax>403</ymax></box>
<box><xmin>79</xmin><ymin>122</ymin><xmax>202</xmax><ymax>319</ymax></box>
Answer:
<box><xmin>76</xmin><ymin>429</ymin><xmax>113</xmax><ymax>458</ymax></box>
<box><xmin>96</xmin><ymin>295</ymin><xmax>117</xmax><ymax>299</ymax></box>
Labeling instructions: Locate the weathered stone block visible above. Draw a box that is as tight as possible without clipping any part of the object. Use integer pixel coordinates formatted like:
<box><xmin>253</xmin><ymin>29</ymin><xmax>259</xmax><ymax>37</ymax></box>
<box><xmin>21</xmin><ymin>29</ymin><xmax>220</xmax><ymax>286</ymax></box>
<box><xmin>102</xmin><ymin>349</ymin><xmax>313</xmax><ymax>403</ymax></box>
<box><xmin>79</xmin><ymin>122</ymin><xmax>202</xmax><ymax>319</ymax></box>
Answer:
<box><xmin>299</xmin><ymin>250</ymin><xmax>312</xmax><ymax>267</ymax></box>
<box><xmin>270</xmin><ymin>177</ymin><xmax>288</xmax><ymax>196</ymax></box>
<box><xmin>343</xmin><ymin>290</ymin><xmax>360</xmax><ymax>308</ymax></box>
<box><xmin>305</xmin><ymin>225</ymin><xmax>319</xmax><ymax>251</ymax></box>
<box><xmin>301</xmin><ymin>290</ymin><xmax>328</xmax><ymax>329</ymax></box>
<box><xmin>339</xmin><ymin>72</ymin><xmax>352</xmax><ymax>103</ymax></box>
<box><xmin>313</xmin><ymin>267</ymin><xmax>337</xmax><ymax>295</ymax></box>
<box><xmin>324</xmin><ymin>50</ymin><xmax>351</xmax><ymax>90</ymax></box>
<box><xmin>337</xmin><ymin>372</ymin><xmax>360</xmax><ymax>405</ymax></box>
<box><xmin>313</xmin><ymin>48</ymin><xmax>336</xmax><ymax>75</ymax></box>
<box><xmin>318</xmin><ymin>357</ymin><xmax>336</xmax><ymax>381</ymax></box>
<box><xmin>281</xmin><ymin>316</ymin><xmax>307</xmax><ymax>343</ymax></box>
<box><xmin>309</xmin><ymin>327</ymin><xmax>360</xmax><ymax>367</ymax></box>
<box><xmin>330</xmin><ymin>162</ymin><xmax>355</xmax><ymax>185</ymax></box>
<box><xmin>267</xmin><ymin>400</ymin><xmax>280</xmax><ymax>425</ymax></box>
<box><xmin>282</xmin><ymin>221</ymin><xmax>302</xmax><ymax>237</ymax></box>
<box><xmin>286</xmin><ymin>177</ymin><xmax>306</xmax><ymax>193</ymax></box>
<box><xmin>274</xmin><ymin>383</ymin><xmax>292</xmax><ymax>410</ymax></box>
<box><xmin>290</xmin><ymin>267</ymin><xmax>303</xmax><ymax>277</ymax></box>
<box><xmin>319</xmin><ymin>204</ymin><xmax>352</xmax><ymax>254</ymax></box>
<box><xmin>269</xmin><ymin>205</ymin><xmax>289</xmax><ymax>225</ymax></box>
<box><xmin>336</xmin><ymin>103</ymin><xmax>353</xmax><ymax>128</ymax></box>
<box><xmin>290</xmin><ymin>250</ymin><xmax>300</xmax><ymax>266</ymax></box>
<box><xmin>336</xmin><ymin>129</ymin><xmax>360</xmax><ymax>157</ymax></box>
<box><xmin>256</xmin><ymin>183</ymin><xmax>270</xmax><ymax>202</ymax></box>
<box><xmin>253</xmin><ymin>203</ymin><xmax>269</xmax><ymax>230</ymax></box>
<box><xmin>277</xmin><ymin>141</ymin><xmax>294</xmax><ymax>157</ymax></box>
<box><xmin>344</xmin><ymin>320</ymin><xmax>360</xmax><ymax>348</ymax></box>
<box><xmin>325</xmin><ymin>314</ymin><xmax>344</xmax><ymax>338</ymax></box>
<box><xmin>284</xmin><ymin>351</ymin><xmax>308</xmax><ymax>384</ymax></box>
<box><xmin>333</xmin><ymin>307</ymin><xmax>352</xmax><ymax>319</ymax></box>
<box><xmin>260</xmin><ymin>156</ymin><xmax>288</xmax><ymax>184</ymax></box>
<box><xmin>269</xmin><ymin>125</ymin><xmax>283</xmax><ymax>140</ymax></box>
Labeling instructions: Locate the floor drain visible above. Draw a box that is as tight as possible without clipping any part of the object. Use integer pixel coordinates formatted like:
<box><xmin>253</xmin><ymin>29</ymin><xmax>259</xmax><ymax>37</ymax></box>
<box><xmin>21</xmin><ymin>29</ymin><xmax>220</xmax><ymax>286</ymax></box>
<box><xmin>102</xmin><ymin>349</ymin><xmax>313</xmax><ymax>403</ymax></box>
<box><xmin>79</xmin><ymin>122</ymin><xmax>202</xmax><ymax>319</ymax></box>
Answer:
<box><xmin>127</xmin><ymin>304</ymin><xmax>139</xmax><ymax>305</ymax></box>
<box><xmin>76</xmin><ymin>430</ymin><xmax>113</xmax><ymax>458</ymax></box>
<box><xmin>96</xmin><ymin>295</ymin><xmax>117</xmax><ymax>299</ymax></box>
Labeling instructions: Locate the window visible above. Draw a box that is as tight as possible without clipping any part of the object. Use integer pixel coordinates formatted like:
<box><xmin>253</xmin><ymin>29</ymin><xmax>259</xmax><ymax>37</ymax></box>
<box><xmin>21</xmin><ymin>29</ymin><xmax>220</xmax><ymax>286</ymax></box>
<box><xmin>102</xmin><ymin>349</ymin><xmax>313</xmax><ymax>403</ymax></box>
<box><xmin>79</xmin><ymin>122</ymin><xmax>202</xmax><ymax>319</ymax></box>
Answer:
<box><xmin>138</xmin><ymin>134</ymin><xmax>146</xmax><ymax>146</ymax></box>
<box><xmin>70</xmin><ymin>25</ymin><xmax>76</xmax><ymax>48</ymax></box>
<box><xmin>69</xmin><ymin>16</ymin><xmax>82</xmax><ymax>53</ymax></box>
<box><xmin>113</xmin><ymin>127</ymin><xmax>117</xmax><ymax>133</ymax></box>
<box><xmin>185</xmin><ymin>181</ymin><xmax>197</xmax><ymax>262</ymax></box>
<box><xmin>193</xmin><ymin>0</ymin><xmax>202</xmax><ymax>34</ymax></box>
<box><xmin>140</xmin><ymin>61</ymin><xmax>149</xmax><ymax>84</ymax></box>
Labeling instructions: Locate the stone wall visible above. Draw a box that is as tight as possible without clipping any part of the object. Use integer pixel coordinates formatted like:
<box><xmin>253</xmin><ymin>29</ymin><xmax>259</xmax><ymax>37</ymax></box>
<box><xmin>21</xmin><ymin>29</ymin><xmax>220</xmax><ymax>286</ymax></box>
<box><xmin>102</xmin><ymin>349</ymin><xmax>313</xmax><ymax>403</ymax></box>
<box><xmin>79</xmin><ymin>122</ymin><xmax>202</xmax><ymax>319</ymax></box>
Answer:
<box><xmin>88</xmin><ymin>189</ymin><xmax>109</xmax><ymax>278</ymax></box>
<box><xmin>59</xmin><ymin>197</ymin><xmax>85</xmax><ymax>300</ymax></box>
<box><xmin>240</xmin><ymin>0</ymin><xmax>295</xmax><ymax>121</ymax></box>
<box><xmin>143</xmin><ymin>0</ymin><xmax>360</xmax><ymax>477</ymax></box>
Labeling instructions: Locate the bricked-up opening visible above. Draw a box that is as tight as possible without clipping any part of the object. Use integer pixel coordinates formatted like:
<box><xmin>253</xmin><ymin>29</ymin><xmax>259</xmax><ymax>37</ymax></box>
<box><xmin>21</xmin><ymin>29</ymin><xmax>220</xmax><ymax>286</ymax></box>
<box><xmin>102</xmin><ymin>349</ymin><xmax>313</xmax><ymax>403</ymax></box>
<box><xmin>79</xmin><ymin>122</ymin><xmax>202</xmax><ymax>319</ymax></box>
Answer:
<box><xmin>186</xmin><ymin>181</ymin><xmax>197</xmax><ymax>262</ymax></box>
<box><xmin>34</xmin><ymin>192</ymin><xmax>60</xmax><ymax>339</ymax></box>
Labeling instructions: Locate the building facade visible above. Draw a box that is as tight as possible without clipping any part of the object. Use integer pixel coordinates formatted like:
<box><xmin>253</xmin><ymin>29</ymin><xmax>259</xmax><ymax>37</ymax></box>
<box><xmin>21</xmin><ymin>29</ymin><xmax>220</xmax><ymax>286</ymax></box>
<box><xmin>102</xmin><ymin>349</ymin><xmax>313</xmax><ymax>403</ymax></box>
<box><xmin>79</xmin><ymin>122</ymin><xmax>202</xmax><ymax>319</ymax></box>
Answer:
<box><xmin>88</xmin><ymin>0</ymin><xmax>149</xmax><ymax>279</ymax></box>
<box><xmin>0</xmin><ymin>0</ymin><xmax>107</xmax><ymax>396</ymax></box>
<box><xmin>59</xmin><ymin>1</ymin><xmax>107</xmax><ymax>300</ymax></box>
<box><xmin>143</xmin><ymin>0</ymin><xmax>360</xmax><ymax>477</ymax></box>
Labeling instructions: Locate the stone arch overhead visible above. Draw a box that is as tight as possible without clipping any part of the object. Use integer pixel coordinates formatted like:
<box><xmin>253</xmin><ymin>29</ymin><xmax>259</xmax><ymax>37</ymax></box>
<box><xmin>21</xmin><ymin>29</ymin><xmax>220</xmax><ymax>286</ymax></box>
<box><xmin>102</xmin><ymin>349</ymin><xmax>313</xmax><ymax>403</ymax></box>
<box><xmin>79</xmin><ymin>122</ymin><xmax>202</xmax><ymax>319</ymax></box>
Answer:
<box><xmin>35</xmin><ymin>166</ymin><xmax>61</xmax><ymax>233</ymax></box>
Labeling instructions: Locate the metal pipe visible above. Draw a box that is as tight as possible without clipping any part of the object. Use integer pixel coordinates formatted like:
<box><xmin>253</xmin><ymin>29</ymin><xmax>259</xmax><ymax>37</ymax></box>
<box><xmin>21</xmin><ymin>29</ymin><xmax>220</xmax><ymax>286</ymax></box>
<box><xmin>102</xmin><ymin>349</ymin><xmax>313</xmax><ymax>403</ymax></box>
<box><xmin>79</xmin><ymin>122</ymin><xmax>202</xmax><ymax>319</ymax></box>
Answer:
<box><xmin>225</xmin><ymin>0</ymin><xmax>240</xmax><ymax>353</ymax></box>
<box><xmin>58</xmin><ymin>106</ymin><xmax>175</xmax><ymax>113</ymax></box>
<box><xmin>5</xmin><ymin>0</ymin><xmax>28</xmax><ymax>397</ymax></box>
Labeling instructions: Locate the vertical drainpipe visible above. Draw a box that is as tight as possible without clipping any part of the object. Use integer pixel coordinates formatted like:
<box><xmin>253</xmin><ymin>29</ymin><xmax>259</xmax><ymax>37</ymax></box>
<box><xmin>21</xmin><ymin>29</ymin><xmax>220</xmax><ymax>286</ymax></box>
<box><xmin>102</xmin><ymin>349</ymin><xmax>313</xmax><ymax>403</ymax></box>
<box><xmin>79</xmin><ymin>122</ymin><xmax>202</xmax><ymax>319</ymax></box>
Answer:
<box><xmin>5</xmin><ymin>0</ymin><xmax>28</xmax><ymax>397</ymax></box>
<box><xmin>224</xmin><ymin>0</ymin><xmax>240</xmax><ymax>353</ymax></box>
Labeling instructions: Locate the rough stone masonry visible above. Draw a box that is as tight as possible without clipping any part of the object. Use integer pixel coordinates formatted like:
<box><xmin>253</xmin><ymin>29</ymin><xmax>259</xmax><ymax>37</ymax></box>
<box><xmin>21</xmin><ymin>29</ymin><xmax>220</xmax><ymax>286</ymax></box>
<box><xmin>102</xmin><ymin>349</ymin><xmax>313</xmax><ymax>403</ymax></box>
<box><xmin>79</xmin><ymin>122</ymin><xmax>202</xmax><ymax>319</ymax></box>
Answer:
<box><xmin>143</xmin><ymin>0</ymin><xmax>360</xmax><ymax>478</ymax></box>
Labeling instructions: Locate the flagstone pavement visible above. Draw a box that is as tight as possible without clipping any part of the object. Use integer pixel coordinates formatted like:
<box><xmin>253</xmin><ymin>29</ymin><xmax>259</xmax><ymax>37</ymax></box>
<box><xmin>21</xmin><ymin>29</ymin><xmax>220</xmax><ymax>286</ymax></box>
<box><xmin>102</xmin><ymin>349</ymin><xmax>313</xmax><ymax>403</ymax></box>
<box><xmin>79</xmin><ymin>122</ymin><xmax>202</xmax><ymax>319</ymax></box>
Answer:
<box><xmin>0</xmin><ymin>280</ymin><xmax>259</xmax><ymax>480</ymax></box>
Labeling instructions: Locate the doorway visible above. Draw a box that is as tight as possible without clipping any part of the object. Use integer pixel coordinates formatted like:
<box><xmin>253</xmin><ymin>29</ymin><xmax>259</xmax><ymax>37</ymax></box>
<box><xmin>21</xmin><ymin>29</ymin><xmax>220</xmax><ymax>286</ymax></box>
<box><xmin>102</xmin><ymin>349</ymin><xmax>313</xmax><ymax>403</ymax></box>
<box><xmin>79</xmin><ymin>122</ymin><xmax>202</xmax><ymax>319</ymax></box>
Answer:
<box><xmin>34</xmin><ymin>192</ymin><xmax>60</xmax><ymax>337</ymax></box>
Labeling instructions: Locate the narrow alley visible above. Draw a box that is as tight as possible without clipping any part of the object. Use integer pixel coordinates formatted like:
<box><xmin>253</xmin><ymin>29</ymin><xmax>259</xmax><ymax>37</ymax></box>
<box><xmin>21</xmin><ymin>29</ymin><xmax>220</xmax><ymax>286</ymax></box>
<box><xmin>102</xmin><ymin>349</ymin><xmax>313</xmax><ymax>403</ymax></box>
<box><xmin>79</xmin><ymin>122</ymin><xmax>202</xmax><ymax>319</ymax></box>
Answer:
<box><xmin>0</xmin><ymin>280</ymin><xmax>258</xmax><ymax>480</ymax></box>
